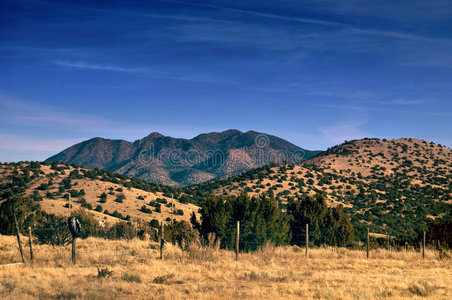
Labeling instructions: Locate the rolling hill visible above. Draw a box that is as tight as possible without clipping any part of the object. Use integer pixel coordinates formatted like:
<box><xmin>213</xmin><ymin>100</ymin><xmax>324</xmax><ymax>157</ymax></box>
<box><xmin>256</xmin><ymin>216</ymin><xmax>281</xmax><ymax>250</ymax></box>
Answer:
<box><xmin>188</xmin><ymin>138</ymin><xmax>452</xmax><ymax>240</ymax></box>
<box><xmin>45</xmin><ymin>129</ymin><xmax>320</xmax><ymax>186</ymax></box>
<box><xmin>0</xmin><ymin>162</ymin><xmax>198</xmax><ymax>227</ymax></box>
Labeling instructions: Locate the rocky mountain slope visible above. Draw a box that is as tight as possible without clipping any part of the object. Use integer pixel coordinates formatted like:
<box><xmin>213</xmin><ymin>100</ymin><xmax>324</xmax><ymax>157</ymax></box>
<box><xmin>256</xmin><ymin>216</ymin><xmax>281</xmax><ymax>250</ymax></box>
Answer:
<box><xmin>46</xmin><ymin>130</ymin><xmax>320</xmax><ymax>186</ymax></box>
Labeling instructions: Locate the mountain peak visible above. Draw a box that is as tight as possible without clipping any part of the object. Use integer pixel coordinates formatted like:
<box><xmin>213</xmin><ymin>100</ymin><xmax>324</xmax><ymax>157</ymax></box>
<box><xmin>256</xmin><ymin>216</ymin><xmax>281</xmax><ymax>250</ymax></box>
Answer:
<box><xmin>191</xmin><ymin>129</ymin><xmax>243</xmax><ymax>144</ymax></box>
<box><xmin>145</xmin><ymin>132</ymin><xmax>164</xmax><ymax>139</ymax></box>
<box><xmin>221</xmin><ymin>129</ymin><xmax>243</xmax><ymax>135</ymax></box>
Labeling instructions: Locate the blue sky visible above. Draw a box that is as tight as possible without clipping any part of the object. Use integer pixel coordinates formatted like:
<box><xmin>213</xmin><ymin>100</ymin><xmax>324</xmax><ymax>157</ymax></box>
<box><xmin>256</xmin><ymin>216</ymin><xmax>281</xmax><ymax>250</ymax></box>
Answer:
<box><xmin>1</xmin><ymin>0</ymin><xmax>452</xmax><ymax>162</ymax></box>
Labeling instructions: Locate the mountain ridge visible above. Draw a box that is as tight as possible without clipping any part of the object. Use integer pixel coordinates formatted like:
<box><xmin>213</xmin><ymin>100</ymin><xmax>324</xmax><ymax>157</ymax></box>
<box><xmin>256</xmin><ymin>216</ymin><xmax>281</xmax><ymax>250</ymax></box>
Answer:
<box><xmin>46</xmin><ymin>130</ymin><xmax>321</xmax><ymax>186</ymax></box>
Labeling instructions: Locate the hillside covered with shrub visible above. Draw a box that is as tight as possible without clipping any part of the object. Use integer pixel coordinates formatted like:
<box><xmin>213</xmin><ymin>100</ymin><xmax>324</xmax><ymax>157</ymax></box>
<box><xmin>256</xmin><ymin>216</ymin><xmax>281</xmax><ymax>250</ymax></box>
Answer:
<box><xmin>187</xmin><ymin>138</ymin><xmax>452</xmax><ymax>242</ymax></box>
<box><xmin>0</xmin><ymin>161</ymin><xmax>198</xmax><ymax>229</ymax></box>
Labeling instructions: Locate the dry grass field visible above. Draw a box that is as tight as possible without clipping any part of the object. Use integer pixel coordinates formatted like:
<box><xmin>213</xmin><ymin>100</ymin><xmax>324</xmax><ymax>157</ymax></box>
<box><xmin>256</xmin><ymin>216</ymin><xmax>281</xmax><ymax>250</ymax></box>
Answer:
<box><xmin>0</xmin><ymin>235</ymin><xmax>450</xmax><ymax>299</ymax></box>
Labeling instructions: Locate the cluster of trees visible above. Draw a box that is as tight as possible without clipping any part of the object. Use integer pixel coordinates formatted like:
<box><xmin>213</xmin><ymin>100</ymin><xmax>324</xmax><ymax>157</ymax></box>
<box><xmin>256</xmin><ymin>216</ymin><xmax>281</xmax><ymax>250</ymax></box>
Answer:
<box><xmin>190</xmin><ymin>192</ymin><xmax>355</xmax><ymax>250</ymax></box>
<box><xmin>191</xmin><ymin>193</ymin><xmax>289</xmax><ymax>251</ymax></box>
<box><xmin>287</xmin><ymin>194</ymin><xmax>354</xmax><ymax>247</ymax></box>
<box><xmin>424</xmin><ymin>212</ymin><xmax>452</xmax><ymax>249</ymax></box>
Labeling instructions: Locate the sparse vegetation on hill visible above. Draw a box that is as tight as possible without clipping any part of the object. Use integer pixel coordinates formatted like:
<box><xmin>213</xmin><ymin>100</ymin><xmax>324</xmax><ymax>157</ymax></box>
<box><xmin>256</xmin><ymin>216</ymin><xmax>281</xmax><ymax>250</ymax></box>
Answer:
<box><xmin>188</xmin><ymin>138</ymin><xmax>452</xmax><ymax>244</ymax></box>
<box><xmin>0</xmin><ymin>162</ymin><xmax>199</xmax><ymax>229</ymax></box>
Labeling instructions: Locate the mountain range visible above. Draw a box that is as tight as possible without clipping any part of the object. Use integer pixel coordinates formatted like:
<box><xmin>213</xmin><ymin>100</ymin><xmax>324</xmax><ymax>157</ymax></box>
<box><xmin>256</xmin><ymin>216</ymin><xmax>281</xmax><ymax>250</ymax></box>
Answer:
<box><xmin>46</xmin><ymin>130</ymin><xmax>320</xmax><ymax>186</ymax></box>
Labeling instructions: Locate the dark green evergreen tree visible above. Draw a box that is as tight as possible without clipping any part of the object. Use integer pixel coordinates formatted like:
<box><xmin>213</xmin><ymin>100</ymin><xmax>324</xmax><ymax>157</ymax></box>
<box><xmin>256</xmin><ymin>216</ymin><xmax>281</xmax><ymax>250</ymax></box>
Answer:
<box><xmin>0</xmin><ymin>196</ymin><xmax>40</xmax><ymax>235</ymax></box>
<box><xmin>287</xmin><ymin>194</ymin><xmax>354</xmax><ymax>247</ymax></box>
<box><xmin>197</xmin><ymin>192</ymin><xmax>290</xmax><ymax>251</ymax></box>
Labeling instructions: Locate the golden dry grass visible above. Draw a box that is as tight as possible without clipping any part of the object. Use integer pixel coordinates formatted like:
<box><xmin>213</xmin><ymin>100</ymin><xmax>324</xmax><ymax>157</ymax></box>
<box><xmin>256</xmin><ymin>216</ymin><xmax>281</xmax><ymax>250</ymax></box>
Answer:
<box><xmin>0</xmin><ymin>235</ymin><xmax>450</xmax><ymax>299</ymax></box>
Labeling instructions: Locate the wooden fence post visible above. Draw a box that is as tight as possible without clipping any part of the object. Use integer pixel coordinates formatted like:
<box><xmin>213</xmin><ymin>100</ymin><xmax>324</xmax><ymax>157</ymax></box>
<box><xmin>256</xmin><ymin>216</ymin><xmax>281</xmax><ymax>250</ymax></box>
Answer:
<box><xmin>72</xmin><ymin>237</ymin><xmax>77</xmax><ymax>264</ymax></box>
<box><xmin>160</xmin><ymin>224</ymin><xmax>165</xmax><ymax>260</ymax></box>
<box><xmin>422</xmin><ymin>231</ymin><xmax>425</xmax><ymax>259</ymax></box>
<box><xmin>14</xmin><ymin>213</ymin><xmax>25</xmax><ymax>264</ymax></box>
<box><xmin>366</xmin><ymin>227</ymin><xmax>369</xmax><ymax>259</ymax></box>
<box><xmin>305</xmin><ymin>224</ymin><xmax>309</xmax><ymax>258</ymax></box>
<box><xmin>236</xmin><ymin>221</ymin><xmax>240</xmax><ymax>261</ymax></box>
<box><xmin>28</xmin><ymin>226</ymin><xmax>34</xmax><ymax>261</ymax></box>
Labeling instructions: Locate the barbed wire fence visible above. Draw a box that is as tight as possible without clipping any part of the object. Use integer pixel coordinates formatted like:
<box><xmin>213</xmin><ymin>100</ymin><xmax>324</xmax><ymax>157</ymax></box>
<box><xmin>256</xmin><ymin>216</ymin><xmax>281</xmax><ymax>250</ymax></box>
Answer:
<box><xmin>0</xmin><ymin>222</ymin><xmax>448</xmax><ymax>266</ymax></box>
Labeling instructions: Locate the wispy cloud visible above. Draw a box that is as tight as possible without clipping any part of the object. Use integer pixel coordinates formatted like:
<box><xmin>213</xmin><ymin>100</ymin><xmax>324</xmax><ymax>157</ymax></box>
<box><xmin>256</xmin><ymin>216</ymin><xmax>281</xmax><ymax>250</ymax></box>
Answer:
<box><xmin>316</xmin><ymin>103</ymin><xmax>452</xmax><ymax>117</ymax></box>
<box><xmin>163</xmin><ymin>0</ymin><xmax>450</xmax><ymax>43</ymax></box>
<box><xmin>53</xmin><ymin>60</ymin><xmax>237</xmax><ymax>84</ymax></box>
<box><xmin>0</xmin><ymin>94</ymin><xmax>114</xmax><ymax>130</ymax></box>
<box><xmin>0</xmin><ymin>94</ymin><xmax>227</xmax><ymax>142</ymax></box>
<box><xmin>389</xmin><ymin>99</ymin><xmax>425</xmax><ymax>105</ymax></box>
<box><xmin>54</xmin><ymin>61</ymin><xmax>146</xmax><ymax>73</ymax></box>
<box><xmin>165</xmin><ymin>0</ymin><xmax>346</xmax><ymax>28</ymax></box>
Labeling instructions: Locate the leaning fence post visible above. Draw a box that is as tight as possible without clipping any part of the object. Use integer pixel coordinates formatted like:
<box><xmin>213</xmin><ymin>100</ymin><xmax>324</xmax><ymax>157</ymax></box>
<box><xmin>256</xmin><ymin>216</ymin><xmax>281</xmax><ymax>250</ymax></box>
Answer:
<box><xmin>28</xmin><ymin>226</ymin><xmax>34</xmax><ymax>261</ymax></box>
<box><xmin>14</xmin><ymin>212</ymin><xmax>25</xmax><ymax>264</ymax></box>
<box><xmin>160</xmin><ymin>224</ymin><xmax>165</xmax><ymax>260</ymax></box>
<box><xmin>366</xmin><ymin>227</ymin><xmax>370</xmax><ymax>259</ymax></box>
<box><xmin>305</xmin><ymin>224</ymin><xmax>309</xmax><ymax>258</ymax></box>
<box><xmin>236</xmin><ymin>221</ymin><xmax>240</xmax><ymax>261</ymax></box>
<box><xmin>422</xmin><ymin>231</ymin><xmax>426</xmax><ymax>259</ymax></box>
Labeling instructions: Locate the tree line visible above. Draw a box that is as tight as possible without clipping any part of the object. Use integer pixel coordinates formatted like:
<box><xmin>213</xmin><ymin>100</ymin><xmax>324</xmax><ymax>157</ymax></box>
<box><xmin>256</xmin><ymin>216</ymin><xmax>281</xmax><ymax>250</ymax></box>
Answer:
<box><xmin>190</xmin><ymin>192</ymin><xmax>355</xmax><ymax>250</ymax></box>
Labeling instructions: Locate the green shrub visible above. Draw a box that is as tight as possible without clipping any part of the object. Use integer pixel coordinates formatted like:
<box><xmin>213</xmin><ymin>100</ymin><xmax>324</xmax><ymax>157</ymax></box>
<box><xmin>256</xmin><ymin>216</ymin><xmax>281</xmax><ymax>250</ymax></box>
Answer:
<box><xmin>99</xmin><ymin>192</ymin><xmax>107</xmax><ymax>203</ymax></box>
<box><xmin>165</xmin><ymin>221</ymin><xmax>199</xmax><ymax>250</ymax></box>
<box><xmin>140</xmin><ymin>205</ymin><xmax>152</xmax><ymax>214</ymax></box>
<box><xmin>149</xmin><ymin>219</ymin><xmax>159</xmax><ymax>228</ymax></box>
<box><xmin>115</xmin><ymin>193</ymin><xmax>126</xmax><ymax>203</ymax></box>
<box><xmin>97</xmin><ymin>267</ymin><xmax>113</xmax><ymax>278</ymax></box>
<box><xmin>33</xmin><ymin>213</ymin><xmax>71</xmax><ymax>246</ymax></box>
<box><xmin>108</xmin><ymin>222</ymin><xmax>136</xmax><ymax>240</ymax></box>
<box><xmin>156</xmin><ymin>198</ymin><xmax>167</xmax><ymax>204</ymax></box>
<box><xmin>81</xmin><ymin>202</ymin><xmax>92</xmax><ymax>210</ymax></box>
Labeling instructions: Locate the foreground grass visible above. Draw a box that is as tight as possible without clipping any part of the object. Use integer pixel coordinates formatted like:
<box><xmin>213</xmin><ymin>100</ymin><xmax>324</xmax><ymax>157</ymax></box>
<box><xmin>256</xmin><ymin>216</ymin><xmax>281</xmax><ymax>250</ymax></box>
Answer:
<box><xmin>0</xmin><ymin>235</ymin><xmax>450</xmax><ymax>299</ymax></box>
